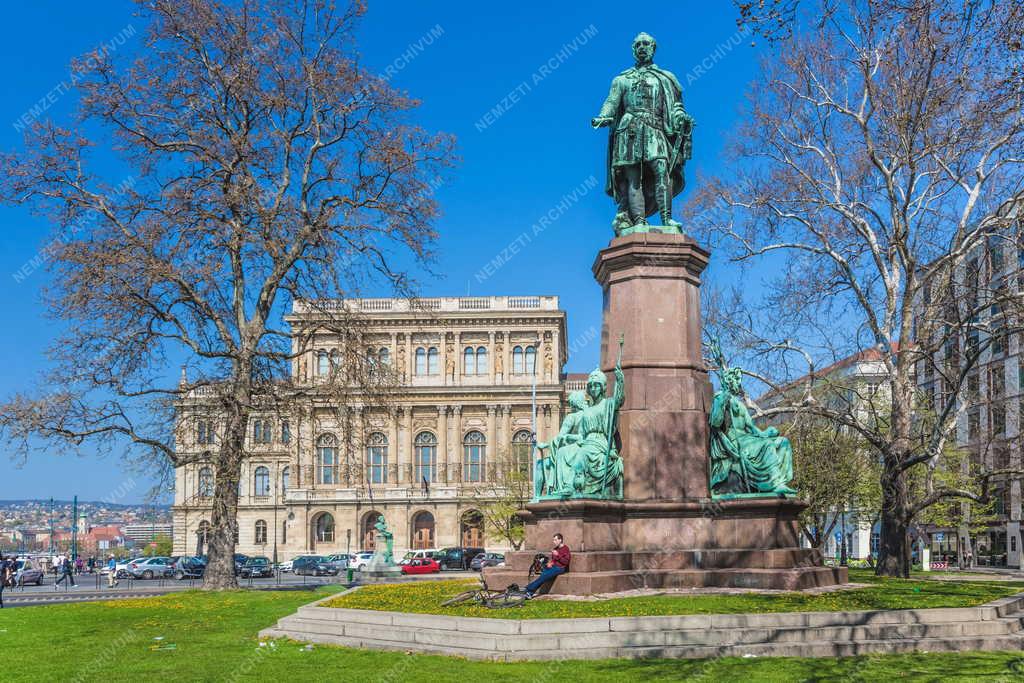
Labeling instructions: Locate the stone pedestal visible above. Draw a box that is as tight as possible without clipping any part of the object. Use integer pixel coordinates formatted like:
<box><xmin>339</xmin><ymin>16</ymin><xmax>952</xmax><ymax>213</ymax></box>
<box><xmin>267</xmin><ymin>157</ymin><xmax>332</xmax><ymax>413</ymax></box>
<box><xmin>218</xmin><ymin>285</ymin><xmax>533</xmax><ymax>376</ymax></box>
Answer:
<box><xmin>354</xmin><ymin>556</ymin><xmax>402</xmax><ymax>583</ymax></box>
<box><xmin>484</xmin><ymin>233</ymin><xmax>847</xmax><ymax>594</ymax></box>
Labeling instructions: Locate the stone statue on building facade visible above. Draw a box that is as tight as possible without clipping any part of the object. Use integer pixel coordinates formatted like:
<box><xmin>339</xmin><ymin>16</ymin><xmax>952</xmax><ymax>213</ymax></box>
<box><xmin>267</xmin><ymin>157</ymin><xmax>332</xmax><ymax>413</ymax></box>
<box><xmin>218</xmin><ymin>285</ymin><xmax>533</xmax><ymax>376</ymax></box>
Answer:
<box><xmin>592</xmin><ymin>32</ymin><xmax>694</xmax><ymax>236</ymax></box>
<box><xmin>707</xmin><ymin>341</ymin><xmax>796</xmax><ymax>497</ymax></box>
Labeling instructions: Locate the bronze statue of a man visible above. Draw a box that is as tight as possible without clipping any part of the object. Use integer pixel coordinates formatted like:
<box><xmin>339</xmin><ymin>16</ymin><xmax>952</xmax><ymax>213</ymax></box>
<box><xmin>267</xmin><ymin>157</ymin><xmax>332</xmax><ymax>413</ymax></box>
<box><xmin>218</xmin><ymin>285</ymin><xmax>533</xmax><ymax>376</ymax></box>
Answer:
<box><xmin>592</xmin><ymin>32</ymin><xmax>694</xmax><ymax>236</ymax></box>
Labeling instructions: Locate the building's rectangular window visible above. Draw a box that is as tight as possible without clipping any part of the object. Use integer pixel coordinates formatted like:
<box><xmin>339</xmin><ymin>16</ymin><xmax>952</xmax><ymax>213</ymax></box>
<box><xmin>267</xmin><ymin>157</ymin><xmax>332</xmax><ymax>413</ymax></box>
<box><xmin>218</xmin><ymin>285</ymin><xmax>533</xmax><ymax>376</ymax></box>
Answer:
<box><xmin>281</xmin><ymin>419</ymin><xmax>291</xmax><ymax>444</ymax></box>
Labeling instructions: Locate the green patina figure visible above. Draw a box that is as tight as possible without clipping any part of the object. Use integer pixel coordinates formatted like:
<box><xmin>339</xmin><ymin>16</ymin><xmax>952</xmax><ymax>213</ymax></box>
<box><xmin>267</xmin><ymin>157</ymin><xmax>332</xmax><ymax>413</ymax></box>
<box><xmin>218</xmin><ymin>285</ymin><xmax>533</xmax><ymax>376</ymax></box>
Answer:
<box><xmin>592</xmin><ymin>32</ymin><xmax>694</xmax><ymax>236</ymax></box>
<box><xmin>372</xmin><ymin>515</ymin><xmax>395</xmax><ymax>565</ymax></box>
<box><xmin>534</xmin><ymin>338</ymin><xmax>625</xmax><ymax>500</ymax></box>
<box><xmin>708</xmin><ymin>343</ymin><xmax>796</xmax><ymax>498</ymax></box>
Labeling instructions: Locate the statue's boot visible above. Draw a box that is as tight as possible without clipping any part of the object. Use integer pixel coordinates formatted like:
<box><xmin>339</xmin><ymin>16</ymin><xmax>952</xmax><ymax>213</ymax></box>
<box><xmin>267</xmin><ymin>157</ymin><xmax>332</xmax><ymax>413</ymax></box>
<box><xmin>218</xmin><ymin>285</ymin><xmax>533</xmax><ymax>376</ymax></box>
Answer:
<box><xmin>657</xmin><ymin>176</ymin><xmax>683</xmax><ymax>233</ymax></box>
<box><xmin>611</xmin><ymin>210</ymin><xmax>633</xmax><ymax>235</ymax></box>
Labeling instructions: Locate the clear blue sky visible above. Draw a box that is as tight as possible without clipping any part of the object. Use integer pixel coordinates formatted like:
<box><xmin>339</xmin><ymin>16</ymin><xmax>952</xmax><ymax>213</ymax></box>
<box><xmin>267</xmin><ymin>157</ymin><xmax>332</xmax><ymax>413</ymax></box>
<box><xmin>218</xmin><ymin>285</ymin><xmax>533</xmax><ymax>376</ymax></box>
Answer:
<box><xmin>0</xmin><ymin>1</ymin><xmax>763</xmax><ymax>501</ymax></box>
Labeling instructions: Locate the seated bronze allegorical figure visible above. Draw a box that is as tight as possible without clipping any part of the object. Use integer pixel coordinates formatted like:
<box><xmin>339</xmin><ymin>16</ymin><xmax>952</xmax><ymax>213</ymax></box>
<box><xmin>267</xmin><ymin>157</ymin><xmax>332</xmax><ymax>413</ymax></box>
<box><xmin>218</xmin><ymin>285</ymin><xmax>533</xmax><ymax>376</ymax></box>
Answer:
<box><xmin>708</xmin><ymin>365</ymin><xmax>796</xmax><ymax>498</ymax></box>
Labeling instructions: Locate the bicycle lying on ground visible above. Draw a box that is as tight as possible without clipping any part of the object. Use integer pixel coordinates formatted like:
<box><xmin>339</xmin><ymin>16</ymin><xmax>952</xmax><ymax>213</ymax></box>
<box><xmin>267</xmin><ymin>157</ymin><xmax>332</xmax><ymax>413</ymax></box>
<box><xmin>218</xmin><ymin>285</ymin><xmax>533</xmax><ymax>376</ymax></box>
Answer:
<box><xmin>440</xmin><ymin>579</ymin><xmax>527</xmax><ymax>609</ymax></box>
<box><xmin>440</xmin><ymin>555</ymin><xmax>550</xmax><ymax>609</ymax></box>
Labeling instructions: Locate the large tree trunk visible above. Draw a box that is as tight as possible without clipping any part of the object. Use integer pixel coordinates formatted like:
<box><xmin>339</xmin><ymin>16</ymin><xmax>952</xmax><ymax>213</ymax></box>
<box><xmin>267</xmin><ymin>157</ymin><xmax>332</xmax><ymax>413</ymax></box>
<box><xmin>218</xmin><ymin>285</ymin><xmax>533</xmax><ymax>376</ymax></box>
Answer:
<box><xmin>877</xmin><ymin>463</ymin><xmax>911</xmax><ymax>577</ymax></box>
<box><xmin>205</xmin><ymin>406</ymin><xmax>247</xmax><ymax>589</ymax></box>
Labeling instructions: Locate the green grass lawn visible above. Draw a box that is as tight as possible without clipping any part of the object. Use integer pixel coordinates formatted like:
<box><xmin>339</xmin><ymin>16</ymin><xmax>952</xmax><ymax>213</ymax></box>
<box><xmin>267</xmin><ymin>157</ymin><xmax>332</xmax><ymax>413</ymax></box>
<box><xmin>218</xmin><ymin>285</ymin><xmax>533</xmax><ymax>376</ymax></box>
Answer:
<box><xmin>2</xmin><ymin>587</ymin><xmax>1024</xmax><ymax>681</ymax></box>
<box><xmin>322</xmin><ymin>569</ymin><xmax>1024</xmax><ymax>620</ymax></box>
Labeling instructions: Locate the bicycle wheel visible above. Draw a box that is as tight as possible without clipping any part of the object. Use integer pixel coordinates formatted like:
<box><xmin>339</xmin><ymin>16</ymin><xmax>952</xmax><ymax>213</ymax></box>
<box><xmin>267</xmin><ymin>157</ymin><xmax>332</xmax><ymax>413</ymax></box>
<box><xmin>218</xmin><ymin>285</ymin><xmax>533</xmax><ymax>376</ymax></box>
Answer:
<box><xmin>485</xmin><ymin>593</ymin><xmax>526</xmax><ymax>609</ymax></box>
<box><xmin>441</xmin><ymin>590</ymin><xmax>479</xmax><ymax>606</ymax></box>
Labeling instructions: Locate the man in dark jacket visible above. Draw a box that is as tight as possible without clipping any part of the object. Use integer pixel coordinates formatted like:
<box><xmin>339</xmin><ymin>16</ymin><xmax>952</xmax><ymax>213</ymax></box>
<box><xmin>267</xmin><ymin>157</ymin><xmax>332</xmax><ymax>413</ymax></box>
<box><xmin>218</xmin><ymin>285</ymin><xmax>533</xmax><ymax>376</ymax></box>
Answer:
<box><xmin>55</xmin><ymin>555</ymin><xmax>76</xmax><ymax>589</ymax></box>
<box><xmin>524</xmin><ymin>533</ymin><xmax>571</xmax><ymax>598</ymax></box>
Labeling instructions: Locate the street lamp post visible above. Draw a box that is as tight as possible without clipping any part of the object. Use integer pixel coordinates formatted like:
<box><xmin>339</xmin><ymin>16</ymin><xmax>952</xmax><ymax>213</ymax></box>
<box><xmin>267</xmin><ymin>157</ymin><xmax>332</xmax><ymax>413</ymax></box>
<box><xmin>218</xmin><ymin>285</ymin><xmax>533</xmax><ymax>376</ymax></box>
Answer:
<box><xmin>272</xmin><ymin>468</ymin><xmax>279</xmax><ymax>567</ymax></box>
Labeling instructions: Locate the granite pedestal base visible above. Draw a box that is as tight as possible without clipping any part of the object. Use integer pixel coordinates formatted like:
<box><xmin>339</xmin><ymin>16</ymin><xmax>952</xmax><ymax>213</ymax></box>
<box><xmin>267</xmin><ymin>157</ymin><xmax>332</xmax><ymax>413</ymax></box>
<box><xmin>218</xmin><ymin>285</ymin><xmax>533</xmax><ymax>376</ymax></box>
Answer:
<box><xmin>483</xmin><ymin>499</ymin><xmax>847</xmax><ymax>593</ymax></box>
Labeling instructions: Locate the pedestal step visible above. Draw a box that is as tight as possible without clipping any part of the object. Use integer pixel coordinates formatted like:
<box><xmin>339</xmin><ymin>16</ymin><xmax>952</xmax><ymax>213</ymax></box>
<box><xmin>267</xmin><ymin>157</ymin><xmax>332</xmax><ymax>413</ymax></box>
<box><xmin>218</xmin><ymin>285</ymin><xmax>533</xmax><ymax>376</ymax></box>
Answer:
<box><xmin>502</xmin><ymin>548</ymin><xmax>821</xmax><ymax>572</ymax></box>
<box><xmin>483</xmin><ymin>566</ymin><xmax>847</xmax><ymax>593</ymax></box>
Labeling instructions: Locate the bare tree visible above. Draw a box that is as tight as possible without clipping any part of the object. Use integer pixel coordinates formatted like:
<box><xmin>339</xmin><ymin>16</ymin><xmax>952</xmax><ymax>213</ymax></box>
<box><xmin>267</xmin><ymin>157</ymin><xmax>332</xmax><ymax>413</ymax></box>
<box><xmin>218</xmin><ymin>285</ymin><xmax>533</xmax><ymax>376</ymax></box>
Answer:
<box><xmin>471</xmin><ymin>447</ymin><xmax>532</xmax><ymax>551</ymax></box>
<box><xmin>0</xmin><ymin>0</ymin><xmax>454</xmax><ymax>588</ymax></box>
<box><xmin>693</xmin><ymin>0</ymin><xmax>1024</xmax><ymax>576</ymax></box>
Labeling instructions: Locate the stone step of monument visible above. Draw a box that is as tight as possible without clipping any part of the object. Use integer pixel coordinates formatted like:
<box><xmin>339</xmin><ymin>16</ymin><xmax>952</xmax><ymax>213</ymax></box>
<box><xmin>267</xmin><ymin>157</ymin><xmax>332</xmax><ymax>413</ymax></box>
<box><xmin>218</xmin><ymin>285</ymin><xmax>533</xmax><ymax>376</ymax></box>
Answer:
<box><xmin>260</xmin><ymin>604</ymin><xmax>1024</xmax><ymax>661</ymax></box>
<box><xmin>501</xmin><ymin>548</ymin><xmax>819</xmax><ymax>572</ymax></box>
<box><xmin>484</xmin><ymin>565</ymin><xmax>847</xmax><ymax>593</ymax></box>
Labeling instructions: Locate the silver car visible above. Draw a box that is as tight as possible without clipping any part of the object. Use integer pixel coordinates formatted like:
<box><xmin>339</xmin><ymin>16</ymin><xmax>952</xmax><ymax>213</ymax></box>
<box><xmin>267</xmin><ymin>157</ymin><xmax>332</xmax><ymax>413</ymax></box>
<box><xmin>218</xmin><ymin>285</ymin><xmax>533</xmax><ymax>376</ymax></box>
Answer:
<box><xmin>127</xmin><ymin>556</ymin><xmax>175</xmax><ymax>579</ymax></box>
<box><xmin>13</xmin><ymin>558</ymin><xmax>44</xmax><ymax>586</ymax></box>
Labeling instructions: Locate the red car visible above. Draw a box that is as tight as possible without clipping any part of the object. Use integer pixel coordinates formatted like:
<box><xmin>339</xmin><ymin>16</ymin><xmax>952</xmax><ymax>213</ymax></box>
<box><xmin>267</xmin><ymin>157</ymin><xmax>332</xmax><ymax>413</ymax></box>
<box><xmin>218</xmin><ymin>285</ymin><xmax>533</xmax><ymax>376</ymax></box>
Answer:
<box><xmin>401</xmin><ymin>558</ymin><xmax>440</xmax><ymax>575</ymax></box>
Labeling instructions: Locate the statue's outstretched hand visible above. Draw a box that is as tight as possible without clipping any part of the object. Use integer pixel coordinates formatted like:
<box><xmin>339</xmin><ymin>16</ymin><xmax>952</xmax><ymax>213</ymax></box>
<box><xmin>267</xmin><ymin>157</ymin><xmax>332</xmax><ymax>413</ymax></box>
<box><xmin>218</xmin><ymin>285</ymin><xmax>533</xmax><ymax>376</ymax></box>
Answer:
<box><xmin>591</xmin><ymin>116</ymin><xmax>613</xmax><ymax>128</ymax></box>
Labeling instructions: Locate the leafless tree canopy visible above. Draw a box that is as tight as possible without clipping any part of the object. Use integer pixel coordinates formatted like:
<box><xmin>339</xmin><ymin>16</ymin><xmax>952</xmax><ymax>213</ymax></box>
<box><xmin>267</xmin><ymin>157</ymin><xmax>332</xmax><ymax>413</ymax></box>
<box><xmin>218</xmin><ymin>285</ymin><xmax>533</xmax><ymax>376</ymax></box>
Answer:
<box><xmin>0</xmin><ymin>0</ymin><xmax>454</xmax><ymax>587</ymax></box>
<box><xmin>698</xmin><ymin>0</ymin><xmax>1024</xmax><ymax>575</ymax></box>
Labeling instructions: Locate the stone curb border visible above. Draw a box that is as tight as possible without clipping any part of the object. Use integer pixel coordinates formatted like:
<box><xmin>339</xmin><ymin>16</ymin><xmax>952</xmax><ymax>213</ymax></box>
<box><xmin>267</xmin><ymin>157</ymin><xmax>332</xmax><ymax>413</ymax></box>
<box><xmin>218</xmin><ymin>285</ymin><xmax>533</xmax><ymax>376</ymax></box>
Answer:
<box><xmin>259</xmin><ymin>588</ymin><xmax>1024</xmax><ymax>661</ymax></box>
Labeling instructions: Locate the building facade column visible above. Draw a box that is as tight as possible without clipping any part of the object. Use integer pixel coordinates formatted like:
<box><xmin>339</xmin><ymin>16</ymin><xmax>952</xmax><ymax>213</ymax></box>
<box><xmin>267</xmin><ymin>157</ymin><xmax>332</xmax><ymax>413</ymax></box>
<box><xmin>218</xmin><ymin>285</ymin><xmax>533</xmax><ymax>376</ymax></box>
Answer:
<box><xmin>437</xmin><ymin>405</ymin><xmax>448</xmax><ymax>485</ymax></box>
<box><xmin>388</xmin><ymin>408</ymin><xmax>400</xmax><ymax>486</ymax></box>
<box><xmin>451</xmin><ymin>405</ymin><xmax>462</xmax><ymax>483</ymax></box>
<box><xmin>486</xmin><ymin>405</ymin><xmax>498</xmax><ymax>482</ymax></box>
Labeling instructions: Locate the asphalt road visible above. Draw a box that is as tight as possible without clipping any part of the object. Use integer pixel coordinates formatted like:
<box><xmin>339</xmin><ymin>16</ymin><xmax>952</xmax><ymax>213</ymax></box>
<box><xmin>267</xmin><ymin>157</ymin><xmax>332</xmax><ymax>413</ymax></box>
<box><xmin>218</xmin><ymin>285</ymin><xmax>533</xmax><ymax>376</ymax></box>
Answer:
<box><xmin>0</xmin><ymin>569</ymin><xmax>480</xmax><ymax>607</ymax></box>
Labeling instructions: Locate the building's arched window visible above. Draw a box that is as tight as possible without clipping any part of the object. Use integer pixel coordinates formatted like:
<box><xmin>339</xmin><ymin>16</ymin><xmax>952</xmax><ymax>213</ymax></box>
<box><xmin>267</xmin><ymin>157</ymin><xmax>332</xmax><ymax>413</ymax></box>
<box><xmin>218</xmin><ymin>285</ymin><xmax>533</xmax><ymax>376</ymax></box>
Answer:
<box><xmin>511</xmin><ymin>429</ymin><xmax>534</xmax><ymax>475</ymax></box>
<box><xmin>476</xmin><ymin>346</ymin><xmax>488</xmax><ymax>374</ymax></box>
<box><xmin>280</xmin><ymin>419</ymin><xmax>291</xmax><ymax>444</ymax></box>
<box><xmin>255</xmin><ymin>520</ymin><xmax>268</xmax><ymax>545</ymax></box>
<box><xmin>415</xmin><ymin>347</ymin><xmax>427</xmax><ymax>375</ymax></box>
<box><xmin>253</xmin><ymin>466</ymin><xmax>270</xmax><ymax>497</ymax></box>
<box><xmin>513</xmin><ymin>346</ymin><xmax>525</xmax><ymax>374</ymax></box>
<box><xmin>314</xmin><ymin>513</ymin><xmax>335</xmax><ymax>544</ymax></box>
<box><xmin>329</xmin><ymin>349</ymin><xmax>342</xmax><ymax>373</ymax></box>
<box><xmin>198</xmin><ymin>467</ymin><xmax>214</xmax><ymax>498</ymax></box>
<box><xmin>317</xmin><ymin>434</ymin><xmax>339</xmax><ymax>485</ymax></box>
<box><xmin>366</xmin><ymin>432</ymin><xmax>388</xmax><ymax>484</ymax></box>
<box><xmin>316</xmin><ymin>350</ymin><xmax>329</xmax><ymax>376</ymax></box>
<box><xmin>461</xmin><ymin>510</ymin><xmax>485</xmax><ymax>547</ymax></box>
<box><xmin>414</xmin><ymin>431</ymin><xmax>437</xmax><ymax>484</ymax></box>
<box><xmin>366</xmin><ymin>348</ymin><xmax>378</xmax><ymax>376</ymax></box>
<box><xmin>464</xmin><ymin>346</ymin><xmax>475</xmax><ymax>374</ymax></box>
<box><xmin>378</xmin><ymin>347</ymin><xmax>390</xmax><ymax>366</ymax></box>
<box><xmin>463</xmin><ymin>430</ymin><xmax>486</xmax><ymax>483</ymax></box>
<box><xmin>427</xmin><ymin>347</ymin><xmax>439</xmax><ymax>374</ymax></box>
<box><xmin>197</xmin><ymin>420</ymin><xmax>215</xmax><ymax>445</ymax></box>
<box><xmin>525</xmin><ymin>346</ymin><xmax>537</xmax><ymax>374</ymax></box>
<box><xmin>281</xmin><ymin>466</ymin><xmax>290</xmax><ymax>494</ymax></box>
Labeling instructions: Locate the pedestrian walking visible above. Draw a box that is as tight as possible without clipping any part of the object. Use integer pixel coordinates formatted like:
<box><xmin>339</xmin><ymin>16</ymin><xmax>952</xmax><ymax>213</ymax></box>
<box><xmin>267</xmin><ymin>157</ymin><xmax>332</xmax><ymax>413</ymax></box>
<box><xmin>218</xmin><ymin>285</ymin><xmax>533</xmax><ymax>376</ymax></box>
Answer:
<box><xmin>107</xmin><ymin>555</ymin><xmax>119</xmax><ymax>588</ymax></box>
<box><xmin>55</xmin><ymin>555</ymin><xmax>76</xmax><ymax>589</ymax></box>
<box><xmin>51</xmin><ymin>554</ymin><xmax>60</xmax><ymax>576</ymax></box>
<box><xmin>0</xmin><ymin>556</ymin><xmax>9</xmax><ymax>608</ymax></box>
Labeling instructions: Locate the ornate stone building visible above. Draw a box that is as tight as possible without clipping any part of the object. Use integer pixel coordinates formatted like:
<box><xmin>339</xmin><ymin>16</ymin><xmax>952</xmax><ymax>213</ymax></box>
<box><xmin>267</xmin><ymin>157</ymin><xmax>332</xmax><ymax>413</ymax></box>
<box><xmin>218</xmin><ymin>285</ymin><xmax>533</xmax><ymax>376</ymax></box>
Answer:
<box><xmin>171</xmin><ymin>296</ymin><xmax>567</xmax><ymax>560</ymax></box>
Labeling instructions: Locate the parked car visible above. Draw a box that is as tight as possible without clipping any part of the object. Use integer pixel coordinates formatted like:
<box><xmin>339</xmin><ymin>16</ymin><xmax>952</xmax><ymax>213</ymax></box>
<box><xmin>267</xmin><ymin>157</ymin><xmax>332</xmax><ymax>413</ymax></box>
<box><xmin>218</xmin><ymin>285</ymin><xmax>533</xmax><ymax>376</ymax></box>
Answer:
<box><xmin>436</xmin><ymin>547</ymin><xmax>484</xmax><ymax>571</ymax></box>
<box><xmin>469</xmin><ymin>552</ymin><xmax>505</xmax><ymax>571</ymax></box>
<box><xmin>239</xmin><ymin>556</ymin><xmax>274</xmax><ymax>579</ymax></box>
<box><xmin>170</xmin><ymin>556</ymin><xmax>205</xmax><ymax>580</ymax></box>
<box><xmin>233</xmin><ymin>554</ymin><xmax>249</xmax><ymax>575</ymax></box>
<box><xmin>12</xmin><ymin>558</ymin><xmax>44</xmax><ymax>586</ymax></box>
<box><xmin>350</xmin><ymin>552</ymin><xmax>375</xmax><ymax>571</ymax></box>
<box><xmin>292</xmin><ymin>555</ymin><xmax>337</xmax><ymax>576</ymax></box>
<box><xmin>128</xmin><ymin>556</ymin><xmax>175</xmax><ymax>580</ymax></box>
<box><xmin>400</xmin><ymin>558</ymin><xmax>440</xmax><ymax>575</ymax></box>
<box><xmin>400</xmin><ymin>549</ymin><xmax>439</xmax><ymax>565</ymax></box>
<box><xmin>278</xmin><ymin>559</ymin><xmax>294</xmax><ymax>573</ymax></box>
<box><xmin>323</xmin><ymin>554</ymin><xmax>354</xmax><ymax>572</ymax></box>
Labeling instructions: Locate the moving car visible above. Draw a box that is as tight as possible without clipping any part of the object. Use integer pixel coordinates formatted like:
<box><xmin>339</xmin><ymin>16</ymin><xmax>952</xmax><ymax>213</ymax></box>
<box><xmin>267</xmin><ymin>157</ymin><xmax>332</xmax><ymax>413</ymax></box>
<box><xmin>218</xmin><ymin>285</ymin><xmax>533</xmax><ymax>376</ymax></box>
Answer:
<box><xmin>436</xmin><ymin>547</ymin><xmax>484</xmax><ymax>571</ymax></box>
<box><xmin>115</xmin><ymin>557</ymin><xmax>144</xmax><ymax>579</ymax></box>
<box><xmin>469</xmin><ymin>552</ymin><xmax>505</xmax><ymax>571</ymax></box>
<box><xmin>12</xmin><ymin>558</ymin><xmax>44</xmax><ymax>586</ymax></box>
<box><xmin>239</xmin><ymin>556</ymin><xmax>274</xmax><ymax>579</ymax></box>
<box><xmin>400</xmin><ymin>558</ymin><xmax>440</xmax><ymax>575</ymax></box>
<box><xmin>128</xmin><ymin>556</ymin><xmax>175</xmax><ymax>580</ymax></box>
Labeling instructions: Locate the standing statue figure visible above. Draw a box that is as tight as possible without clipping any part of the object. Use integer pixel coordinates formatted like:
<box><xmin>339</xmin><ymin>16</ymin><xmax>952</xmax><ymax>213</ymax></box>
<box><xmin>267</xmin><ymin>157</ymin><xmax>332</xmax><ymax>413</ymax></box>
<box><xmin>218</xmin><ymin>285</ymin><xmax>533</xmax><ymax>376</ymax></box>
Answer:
<box><xmin>535</xmin><ymin>337</ymin><xmax>625</xmax><ymax>500</ymax></box>
<box><xmin>372</xmin><ymin>515</ymin><xmax>395</xmax><ymax>565</ymax></box>
<box><xmin>592</xmin><ymin>32</ymin><xmax>694</xmax><ymax>236</ymax></box>
<box><xmin>707</xmin><ymin>342</ymin><xmax>796</xmax><ymax>497</ymax></box>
